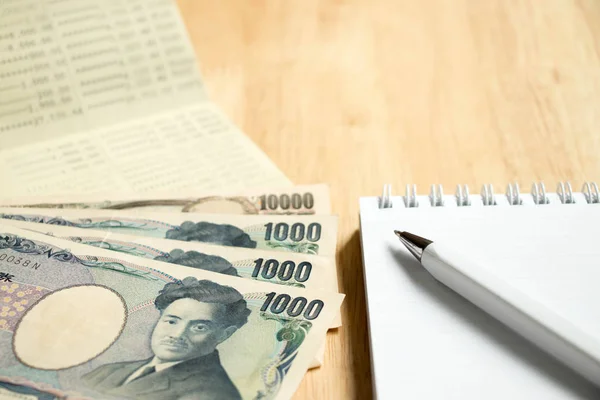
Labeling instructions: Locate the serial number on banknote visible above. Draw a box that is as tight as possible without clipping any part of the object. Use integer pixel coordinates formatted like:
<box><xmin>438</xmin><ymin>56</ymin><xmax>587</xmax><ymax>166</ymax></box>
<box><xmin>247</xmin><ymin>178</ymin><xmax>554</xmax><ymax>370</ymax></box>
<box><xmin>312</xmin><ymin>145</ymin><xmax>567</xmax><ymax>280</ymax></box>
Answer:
<box><xmin>0</xmin><ymin>253</ymin><xmax>41</xmax><ymax>270</ymax></box>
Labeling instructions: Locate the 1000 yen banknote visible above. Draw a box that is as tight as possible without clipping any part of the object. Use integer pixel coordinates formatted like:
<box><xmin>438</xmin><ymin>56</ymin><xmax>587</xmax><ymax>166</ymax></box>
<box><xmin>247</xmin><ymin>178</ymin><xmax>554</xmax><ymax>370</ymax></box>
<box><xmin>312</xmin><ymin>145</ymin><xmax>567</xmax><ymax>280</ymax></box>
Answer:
<box><xmin>0</xmin><ymin>184</ymin><xmax>330</xmax><ymax>215</ymax></box>
<box><xmin>5</xmin><ymin>220</ymin><xmax>341</xmax><ymax>328</ymax></box>
<box><xmin>0</xmin><ymin>225</ymin><xmax>344</xmax><ymax>400</ymax></box>
<box><xmin>0</xmin><ymin>207</ymin><xmax>338</xmax><ymax>257</ymax></box>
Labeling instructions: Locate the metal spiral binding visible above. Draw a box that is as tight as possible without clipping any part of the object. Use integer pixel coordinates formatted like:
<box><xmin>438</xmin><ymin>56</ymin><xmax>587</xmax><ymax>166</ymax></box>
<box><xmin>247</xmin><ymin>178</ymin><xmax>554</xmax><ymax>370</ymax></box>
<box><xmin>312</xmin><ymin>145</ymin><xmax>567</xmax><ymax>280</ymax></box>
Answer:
<box><xmin>557</xmin><ymin>182</ymin><xmax>575</xmax><ymax>204</ymax></box>
<box><xmin>404</xmin><ymin>184</ymin><xmax>418</xmax><ymax>208</ymax></box>
<box><xmin>481</xmin><ymin>184</ymin><xmax>496</xmax><ymax>206</ymax></box>
<box><xmin>582</xmin><ymin>182</ymin><xmax>600</xmax><ymax>204</ymax></box>
<box><xmin>379</xmin><ymin>184</ymin><xmax>392</xmax><ymax>208</ymax></box>
<box><xmin>379</xmin><ymin>181</ymin><xmax>600</xmax><ymax>208</ymax></box>
<box><xmin>505</xmin><ymin>182</ymin><xmax>522</xmax><ymax>205</ymax></box>
<box><xmin>455</xmin><ymin>185</ymin><xmax>470</xmax><ymax>207</ymax></box>
<box><xmin>531</xmin><ymin>182</ymin><xmax>550</xmax><ymax>205</ymax></box>
<box><xmin>429</xmin><ymin>184</ymin><xmax>444</xmax><ymax>207</ymax></box>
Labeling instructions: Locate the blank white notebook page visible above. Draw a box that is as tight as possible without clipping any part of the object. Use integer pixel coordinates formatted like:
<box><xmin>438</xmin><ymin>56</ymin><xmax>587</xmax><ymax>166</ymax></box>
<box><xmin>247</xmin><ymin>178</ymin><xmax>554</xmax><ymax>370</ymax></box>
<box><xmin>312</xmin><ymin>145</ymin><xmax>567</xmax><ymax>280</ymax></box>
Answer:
<box><xmin>359</xmin><ymin>199</ymin><xmax>600</xmax><ymax>399</ymax></box>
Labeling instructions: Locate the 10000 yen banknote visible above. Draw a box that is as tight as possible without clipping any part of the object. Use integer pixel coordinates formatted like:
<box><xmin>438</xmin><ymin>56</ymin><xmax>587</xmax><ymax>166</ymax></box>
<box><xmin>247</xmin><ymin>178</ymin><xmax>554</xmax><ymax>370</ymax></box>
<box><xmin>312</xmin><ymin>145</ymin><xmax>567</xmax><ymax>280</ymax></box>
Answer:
<box><xmin>0</xmin><ymin>225</ymin><xmax>344</xmax><ymax>400</ymax></box>
<box><xmin>4</xmin><ymin>220</ymin><xmax>341</xmax><ymax>328</ymax></box>
<box><xmin>0</xmin><ymin>208</ymin><xmax>338</xmax><ymax>257</ymax></box>
<box><xmin>0</xmin><ymin>184</ymin><xmax>330</xmax><ymax>215</ymax></box>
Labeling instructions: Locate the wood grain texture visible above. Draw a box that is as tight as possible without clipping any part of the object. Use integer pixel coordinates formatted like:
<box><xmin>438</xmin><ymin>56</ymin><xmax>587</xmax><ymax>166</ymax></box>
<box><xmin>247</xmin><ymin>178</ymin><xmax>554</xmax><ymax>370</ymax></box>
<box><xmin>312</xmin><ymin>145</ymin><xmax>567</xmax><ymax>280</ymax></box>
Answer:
<box><xmin>176</xmin><ymin>1</ymin><xmax>600</xmax><ymax>398</ymax></box>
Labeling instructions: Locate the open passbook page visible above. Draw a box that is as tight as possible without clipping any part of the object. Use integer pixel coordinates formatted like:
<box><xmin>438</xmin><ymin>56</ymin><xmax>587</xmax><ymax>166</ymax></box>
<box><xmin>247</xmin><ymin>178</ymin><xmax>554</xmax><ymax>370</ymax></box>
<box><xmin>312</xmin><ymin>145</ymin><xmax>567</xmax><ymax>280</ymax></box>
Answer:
<box><xmin>0</xmin><ymin>0</ymin><xmax>290</xmax><ymax>196</ymax></box>
<box><xmin>0</xmin><ymin>104</ymin><xmax>290</xmax><ymax>196</ymax></box>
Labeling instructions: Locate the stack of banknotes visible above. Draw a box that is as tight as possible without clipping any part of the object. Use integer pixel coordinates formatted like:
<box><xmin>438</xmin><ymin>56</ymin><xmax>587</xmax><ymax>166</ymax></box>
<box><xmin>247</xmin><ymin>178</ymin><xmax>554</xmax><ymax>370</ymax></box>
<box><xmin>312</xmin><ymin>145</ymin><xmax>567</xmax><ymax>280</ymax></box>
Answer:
<box><xmin>0</xmin><ymin>184</ymin><xmax>343</xmax><ymax>400</ymax></box>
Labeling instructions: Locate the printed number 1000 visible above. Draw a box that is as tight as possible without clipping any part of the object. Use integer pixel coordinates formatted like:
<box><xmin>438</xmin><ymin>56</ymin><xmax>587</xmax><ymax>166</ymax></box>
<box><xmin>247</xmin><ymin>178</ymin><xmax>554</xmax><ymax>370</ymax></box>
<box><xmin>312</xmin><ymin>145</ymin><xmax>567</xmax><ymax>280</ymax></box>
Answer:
<box><xmin>264</xmin><ymin>222</ymin><xmax>322</xmax><ymax>242</ymax></box>
<box><xmin>260</xmin><ymin>292</ymin><xmax>324</xmax><ymax>320</ymax></box>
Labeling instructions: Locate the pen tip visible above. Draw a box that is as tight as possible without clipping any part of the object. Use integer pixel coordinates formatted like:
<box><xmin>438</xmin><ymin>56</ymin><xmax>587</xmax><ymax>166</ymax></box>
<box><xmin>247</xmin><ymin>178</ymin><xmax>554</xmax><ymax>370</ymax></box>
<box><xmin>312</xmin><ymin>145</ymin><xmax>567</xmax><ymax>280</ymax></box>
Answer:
<box><xmin>395</xmin><ymin>231</ymin><xmax>433</xmax><ymax>261</ymax></box>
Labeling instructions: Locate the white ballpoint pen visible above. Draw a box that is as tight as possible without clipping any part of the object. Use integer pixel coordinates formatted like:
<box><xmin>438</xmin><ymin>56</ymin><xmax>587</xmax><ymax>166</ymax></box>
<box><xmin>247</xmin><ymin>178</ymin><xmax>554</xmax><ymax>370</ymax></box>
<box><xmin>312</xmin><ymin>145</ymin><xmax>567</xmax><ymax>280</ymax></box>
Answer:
<box><xmin>395</xmin><ymin>230</ymin><xmax>600</xmax><ymax>387</ymax></box>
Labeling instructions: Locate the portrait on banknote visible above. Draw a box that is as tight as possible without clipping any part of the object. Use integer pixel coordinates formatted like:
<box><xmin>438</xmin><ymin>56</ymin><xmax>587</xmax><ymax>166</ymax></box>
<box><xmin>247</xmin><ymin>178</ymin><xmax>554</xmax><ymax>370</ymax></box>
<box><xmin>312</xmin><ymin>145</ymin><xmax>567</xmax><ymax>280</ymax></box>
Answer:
<box><xmin>82</xmin><ymin>278</ymin><xmax>250</xmax><ymax>399</ymax></box>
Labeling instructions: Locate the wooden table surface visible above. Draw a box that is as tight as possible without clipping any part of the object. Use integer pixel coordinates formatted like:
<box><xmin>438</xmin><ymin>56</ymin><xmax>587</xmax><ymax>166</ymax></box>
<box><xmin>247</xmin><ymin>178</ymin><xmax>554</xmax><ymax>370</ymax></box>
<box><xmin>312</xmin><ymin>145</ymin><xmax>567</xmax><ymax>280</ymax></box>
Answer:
<box><xmin>177</xmin><ymin>1</ymin><xmax>600</xmax><ymax>398</ymax></box>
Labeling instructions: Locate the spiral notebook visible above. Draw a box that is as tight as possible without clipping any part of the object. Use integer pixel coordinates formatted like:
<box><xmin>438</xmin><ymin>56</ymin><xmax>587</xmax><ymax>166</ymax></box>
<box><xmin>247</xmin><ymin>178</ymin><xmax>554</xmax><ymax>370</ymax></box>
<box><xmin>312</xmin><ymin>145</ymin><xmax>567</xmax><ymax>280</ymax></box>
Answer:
<box><xmin>359</xmin><ymin>182</ymin><xmax>600</xmax><ymax>400</ymax></box>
